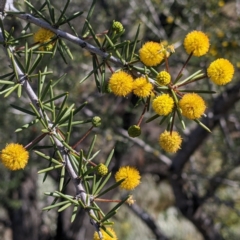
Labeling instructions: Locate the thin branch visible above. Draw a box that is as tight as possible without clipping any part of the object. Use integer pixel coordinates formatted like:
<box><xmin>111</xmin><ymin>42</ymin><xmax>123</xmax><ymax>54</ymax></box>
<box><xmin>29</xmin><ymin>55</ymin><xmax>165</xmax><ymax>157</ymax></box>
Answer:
<box><xmin>0</xmin><ymin>29</ymin><xmax>102</xmax><ymax>238</ymax></box>
<box><xmin>14</xmin><ymin>13</ymin><xmax>123</xmax><ymax>66</ymax></box>
<box><xmin>116</xmin><ymin>127</ymin><xmax>172</xmax><ymax>166</ymax></box>
<box><xmin>169</xmin><ymin>82</ymin><xmax>240</xmax><ymax>240</ymax></box>
<box><xmin>126</xmin><ymin>200</ymin><xmax>169</xmax><ymax>240</ymax></box>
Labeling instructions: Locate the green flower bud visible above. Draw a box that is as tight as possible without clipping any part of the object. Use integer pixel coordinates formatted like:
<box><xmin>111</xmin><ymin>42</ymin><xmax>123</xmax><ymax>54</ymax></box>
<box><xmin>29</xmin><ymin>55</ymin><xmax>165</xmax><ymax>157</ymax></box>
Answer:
<box><xmin>128</xmin><ymin>125</ymin><xmax>141</xmax><ymax>138</ymax></box>
<box><xmin>97</xmin><ymin>163</ymin><xmax>108</xmax><ymax>176</ymax></box>
<box><xmin>92</xmin><ymin>116</ymin><xmax>101</xmax><ymax>127</ymax></box>
<box><xmin>112</xmin><ymin>21</ymin><xmax>124</xmax><ymax>33</ymax></box>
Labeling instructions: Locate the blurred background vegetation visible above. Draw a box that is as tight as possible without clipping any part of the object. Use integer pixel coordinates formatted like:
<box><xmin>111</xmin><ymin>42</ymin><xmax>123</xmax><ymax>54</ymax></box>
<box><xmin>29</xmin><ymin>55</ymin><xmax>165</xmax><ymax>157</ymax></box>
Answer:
<box><xmin>0</xmin><ymin>0</ymin><xmax>240</xmax><ymax>239</ymax></box>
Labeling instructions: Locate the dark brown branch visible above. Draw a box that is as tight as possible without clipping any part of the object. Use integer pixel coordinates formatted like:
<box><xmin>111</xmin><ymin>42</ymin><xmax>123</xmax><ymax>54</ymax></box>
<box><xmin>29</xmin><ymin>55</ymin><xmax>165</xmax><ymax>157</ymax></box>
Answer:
<box><xmin>169</xmin><ymin>82</ymin><xmax>240</xmax><ymax>240</ymax></box>
<box><xmin>127</xmin><ymin>202</ymin><xmax>169</xmax><ymax>240</ymax></box>
<box><xmin>171</xmin><ymin>81</ymin><xmax>240</xmax><ymax>173</ymax></box>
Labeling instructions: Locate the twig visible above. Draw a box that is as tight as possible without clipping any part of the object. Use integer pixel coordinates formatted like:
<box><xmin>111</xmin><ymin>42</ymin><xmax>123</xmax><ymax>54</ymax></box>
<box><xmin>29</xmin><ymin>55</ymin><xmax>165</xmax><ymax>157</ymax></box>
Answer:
<box><xmin>116</xmin><ymin>128</ymin><xmax>172</xmax><ymax>166</ymax></box>
<box><xmin>0</xmin><ymin>28</ymin><xmax>102</xmax><ymax>238</ymax></box>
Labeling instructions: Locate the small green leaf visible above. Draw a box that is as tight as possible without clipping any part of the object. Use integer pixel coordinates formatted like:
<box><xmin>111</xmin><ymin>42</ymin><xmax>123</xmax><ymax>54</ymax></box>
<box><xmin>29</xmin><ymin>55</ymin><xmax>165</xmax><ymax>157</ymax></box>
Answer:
<box><xmin>95</xmin><ymin>179</ymin><xmax>124</xmax><ymax>199</ymax></box>
<box><xmin>10</xmin><ymin>104</ymin><xmax>35</xmax><ymax>116</ymax></box>
<box><xmin>34</xmin><ymin>151</ymin><xmax>62</xmax><ymax>165</ymax></box>
<box><xmin>4</xmin><ymin>84</ymin><xmax>20</xmax><ymax>97</ymax></box>
<box><xmin>29</xmin><ymin>54</ymin><xmax>43</xmax><ymax>75</ymax></box>
<box><xmin>25</xmin><ymin>1</ymin><xmax>51</xmax><ymax>23</ymax></box>
<box><xmin>145</xmin><ymin>114</ymin><xmax>160</xmax><ymax>123</ymax></box>
<box><xmin>58</xmin><ymin>11</ymin><xmax>83</xmax><ymax>27</ymax></box>
<box><xmin>86</xmin><ymin>135</ymin><xmax>97</xmax><ymax>160</ymax></box>
<box><xmin>58</xmin><ymin>202</ymin><xmax>72</xmax><ymax>212</ymax></box>
<box><xmin>15</xmin><ymin>119</ymin><xmax>39</xmax><ymax>132</ymax></box>
<box><xmin>56</xmin><ymin>0</ymin><xmax>70</xmax><ymax>26</ymax></box>
<box><xmin>129</xmin><ymin>23</ymin><xmax>141</xmax><ymax>61</ymax></box>
<box><xmin>0</xmin><ymin>80</ymin><xmax>15</xmax><ymax>85</ymax></box>
<box><xmin>55</xmin><ymin>191</ymin><xmax>79</xmax><ymax>205</ymax></box>
<box><xmin>44</xmin><ymin>92</ymin><xmax>68</xmax><ymax>104</ymax></box>
<box><xmin>51</xmin><ymin>73</ymin><xmax>67</xmax><ymax>87</ymax></box>
<box><xmin>194</xmin><ymin>119</ymin><xmax>211</xmax><ymax>132</ymax></box>
<box><xmin>59</xmin><ymin>39</ymin><xmax>73</xmax><ymax>60</ymax></box>
<box><xmin>38</xmin><ymin>164</ymin><xmax>63</xmax><ymax>174</ymax></box>
<box><xmin>42</xmin><ymin>200</ymin><xmax>69</xmax><ymax>211</ymax></box>
<box><xmin>100</xmin><ymin>195</ymin><xmax>129</xmax><ymax>223</ymax></box>
<box><xmin>59</xmin><ymin>166</ymin><xmax>66</xmax><ymax>192</ymax></box>
<box><xmin>17</xmin><ymin>84</ymin><xmax>22</xmax><ymax>97</ymax></box>
<box><xmin>25</xmin><ymin>44</ymin><xmax>32</xmax><ymax>73</ymax></box>
<box><xmin>179</xmin><ymin>89</ymin><xmax>216</xmax><ymax>94</ymax></box>
<box><xmin>71</xmin><ymin>205</ymin><xmax>78</xmax><ymax>223</ymax></box>
<box><xmin>40</xmin><ymin>80</ymin><xmax>53</xmax><ymax>101</ymax></box>
<box><xmin>93</xmin><ymin>172</ymin><xmax>112</xmax><ymax>195</ymax></box>
<box><xmin>105</xmin><ymin>149</ymin><xmax>114</xmax><ymax>167</ymax></box>
<box><xmin>81</xmin><ymin>0</ymin><xmax>97</xmax><ymax>36</ymax></box>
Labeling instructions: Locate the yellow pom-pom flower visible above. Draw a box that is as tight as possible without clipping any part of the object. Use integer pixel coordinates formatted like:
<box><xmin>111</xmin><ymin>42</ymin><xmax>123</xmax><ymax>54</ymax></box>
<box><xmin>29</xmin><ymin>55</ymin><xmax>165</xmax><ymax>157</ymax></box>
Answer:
<box><xmin>152</xmin><ymin>94</ymin><xmax>174</xmax><ymax>116</ymax></box>
<box><xmin>115</xmin><ymin>166</ymin><xmax>141</xmax><ymax>190</ymax></box>
<box><xmin>184</xmin><ymin>31</ymin><xmax>210</xmax><ymax>57</ymax></box>
<box><xmin>109</xmin><ymin>71</ymin><xmax>133</xmax><ymax>97</ymax></box>
<box><xmin>139</xmin><ymin>41</ymin><xmax>164</xmax><ymax>67</ymax></box>
<box><xmin>179</xmin><ymin>93</ymin><xmax>206</xmax><ymax>119</ymax></box>
<box><xmin>34</xmin><ymin>28</ymin><xmax>56</xmax><ymax>51</ymax></box>
<box><xmin>93</xmin><ymin>228</ymin><xmax>118</xmax><ymax>240</ymax></box>
<box><xmin>132</xmin><ymin>77</ymin><xmax>153</xmax><ymax>97</ymax></box>
<box><xmin>159</xmin><ymin>131</ymin><xmax>182</xmax><ymax>153</ymax></box>
<box><xmin>0</xmin><ymin>143</ymin><xmax>29</xmax><ymax>170</ymax></box>
<box><xmin>156</xmin><ymin>71</ymin><xmax>171</xmax><ymax>85</ymax></box>
<box><xmin>207</xmin><ymin>58</ymin><xmax>234</xmax><ymax>85</ymax></box>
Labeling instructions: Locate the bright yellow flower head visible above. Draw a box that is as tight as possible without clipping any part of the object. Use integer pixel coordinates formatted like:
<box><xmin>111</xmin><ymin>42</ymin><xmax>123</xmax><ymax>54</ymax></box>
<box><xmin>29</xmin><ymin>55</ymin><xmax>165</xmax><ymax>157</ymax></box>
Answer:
<box><xmin>184</xmin><ymin>31</ymin><xmax>210</xmax><ymax>57</ymax></box>
<box><xmin>179</xmin><ymin>93</ymin><xmax>206</xmax><ymax>119</ymax></box>
<box><xmin>93</xmin><ymin>228</ymin><xmax>118</xmax><ymax>240</ymax></box>
<box><xmin>34</xmin><ymin>28</ymin><xmax>56</xmax><ymax>51</ymax></box>
<box><xmin>139</xmin><ymin>41</ymin><xmax>165</xmax><ymax>67</ymax></box>
<box><xmin>115</xmin><ymin>166</ymin><xmax>141</xmax><ymax>190</ymax></box>
<box><xmin>207</xmin><ymin>58</ymin><xmax>234</xmax><ymax>85</ymax></box>
<box><xmin>159</xmin><ymin>131</ymin><xmax>182</xmax><ymax>153</ymax></box>
<box><xmin>0</xmin><ymin>143</ymin><xmax>29</xmax><ymax>170</ymax></box>
<box><xmin>109</xmin><ymin>71</ymin><xmax>133</xmax><ymax>97</ymax></box>
<box><xmin>132</xmin><ymin>77</ymin><xmax>153</xmax><ymax>97</ymax></box>
<box><xmin>152</xmin><ymin>94</ymin><xmax>174</xmax><ymax>116</ymax></box>
<box><xmin>156</xmin><ymin>71</ymin><xmax>171</xmax><ymax>85</ymax></box>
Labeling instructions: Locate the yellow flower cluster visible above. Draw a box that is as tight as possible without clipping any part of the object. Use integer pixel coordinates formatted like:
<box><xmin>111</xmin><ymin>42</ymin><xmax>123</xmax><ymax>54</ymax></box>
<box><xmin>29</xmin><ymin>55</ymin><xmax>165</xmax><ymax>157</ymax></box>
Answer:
<box><xmin>108</xmin><ymin>71</ymin><xmax>133</xmax><ymax>97</ymax></box>
<box><xmin>159</xmin><ymin>131</ymin><xmax>182</xmax><ymax>153</ymax></box>
<box><xmin>184</xmin><ymin>31</ymin><xmax>210</xmax><ymax>57</ymax></box>
<box><xmin>132</xmin><ymin>77</ymin><xmax>153</xmax><ymax>97</ymax></box>
<box><xmin>93</xmin><ymin>228</ymin><xmax>118</xmax><ymax>240</ymax></box>
<box><xmin>107</xmin><ymin>30</ymin><xmax>234</xmax><ymax>155</ymax></box>
<box><xmin>152</xmin><ymin>94</ymin><xmax>174</xmax><ymax>116</ymax></box>
<box><xmin>139</xmin><ymin>41</ymin><xmax>165</xmax><ymax>67</ymax></box>
<box><xmin>0</xmin><ymin>143</ymin><xmax>29</xmax><ymax>170</ymax></box>
<box><xmin>34</xmin><ymin>28</ymin><xmax>56</xmax><ymax>51</ymax></box>
<box><xmin>156</xmin><ymin>71</ymin><xmax>171</xmax><ymax>85</ymax></box>
<box><xmin>115</xmin><ymin>166</ymin><xmax>141</xmax><ymax>190</ymax></box>
<box><xmin>179</xmin><ymin>93</ymin><xmax>206</xmax><ymax>120</ymax></box>
<box><xmin>109</xmin><ymin>71</ymin><xmax>153</xmax><ymax>98</ymax></box>
<box><xmin>207</xmin><ymin>58</ymin><xmax>234</xmax><ymax>85</ymax></box>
